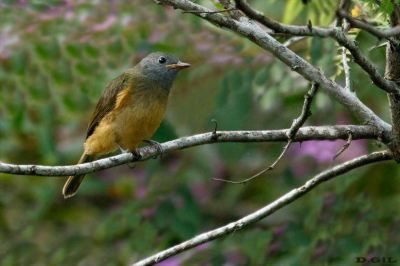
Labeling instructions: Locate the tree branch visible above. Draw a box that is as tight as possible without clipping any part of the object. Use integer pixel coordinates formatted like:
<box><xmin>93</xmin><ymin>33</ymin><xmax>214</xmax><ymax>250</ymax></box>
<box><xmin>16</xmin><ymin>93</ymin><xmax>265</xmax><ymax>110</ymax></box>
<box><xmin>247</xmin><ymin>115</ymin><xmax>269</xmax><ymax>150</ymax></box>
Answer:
<box><xmin>155</xmin><ymin>0</ymin><xmax>392</xmax><ymax>135</ymax></box>
<box><xmin>234</xmin><ymin>0</ymin><xmax>399</xmax><ymax>95</ymax></box>
<box><xmin>335</xmin><ymin>0</ymin><xmax>351</xmax><ymax>28</ymax></box>
<box><xmin>287</xmin><ymin>83</ymin><xmax>319</xmax><ymax>139</ymax></box>
<box><xmin>385</xmin><ymin>2</ymin><xmax>400</xmax><ymax>163</ymax></box>
<box><xmin>182</xmin><ymin>8</ymin><xmax>237</xmax><ymax>15</ymax></box>
<box><xmin>337</xmin><ymin>9</ymin><xmax>400</xmax><ymax>39</ymax></box>
<box><xmin>333</xmin><ymin>130</ymin><xmax>352</xmax><ymax>160</ymax></box>
<box><xmin>217</xmin><ymin>0</ymin><xmax>243</xmax><ymax>21</ymax></box>
<box><xmin>131</xmin><ymin>150</ymin><xmax>393</xmax><ymax>266</ymax></box>
<box><xmin>0</xmin><ymin>126</ymin><xmax>380</xmax><ymax>176</ymax></box>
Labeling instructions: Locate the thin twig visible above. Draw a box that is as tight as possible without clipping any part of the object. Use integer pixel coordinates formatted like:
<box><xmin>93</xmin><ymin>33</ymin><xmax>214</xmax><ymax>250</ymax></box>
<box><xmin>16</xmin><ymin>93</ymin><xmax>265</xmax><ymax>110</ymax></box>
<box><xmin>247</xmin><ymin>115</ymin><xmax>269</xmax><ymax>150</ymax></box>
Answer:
<box><xmin>282</xmin><ymin>36</ymin><xmax>307</xmax><ymax>47</ymax></box>
<box><xmin>337</xmin><ymin>4</ymin><xmax>352</xmax><ymax>92</ymax></box>
<box><xmin>333</xmin><ymin>130</ymin><xmax>353</xmax><ymax>160</ymax></box>
<box><xmin>132</xmin><ymin>150</ymin><xmax>393</xmax><ymax>266</ymax></box>
<box><xmin>368</xmin><ymin>41</ymin><xmax>387</xmax><ymax>51</ymax></box>
<box><xmin>182</xmin><ymin>8</ymin><xmax>237</xmax><ymax>14</ymax></box>
<box><xmin>337</xmin><ymin>9</ymin><xmax>400</xmax><ymax>39</ymax></box>
<box><xmin>214</xmin><ymin>84</ymin><xmax>319</xmax><ymax>184</ymax></box>
<box><xmin>286</xmin><ymin>83</ymin><xmax>319</xmax><ymax>139</ymax></box>
<box><xmin>213</xmin><ymin>140</ymin><xmax>292</xmax><ymax>184</ymax></box>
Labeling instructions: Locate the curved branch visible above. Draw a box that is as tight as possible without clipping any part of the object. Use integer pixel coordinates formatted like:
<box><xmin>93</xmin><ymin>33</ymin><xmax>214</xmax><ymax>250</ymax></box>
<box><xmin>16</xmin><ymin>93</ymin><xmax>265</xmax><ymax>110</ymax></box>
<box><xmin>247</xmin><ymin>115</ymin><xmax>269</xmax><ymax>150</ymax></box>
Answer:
<box><xmin>155</xmin><ymin>0</ymin><xmax>392</xmax><ymax>135</ymax></box>
<box><xmin>131</xmin><ymin>150</ymin><xmax>393</xmax><ymax>266</ymax></box>
<box><xmin>0</xmin><ymin>126</ymin><xmax>380</xmax><ymax>176</ymax></box>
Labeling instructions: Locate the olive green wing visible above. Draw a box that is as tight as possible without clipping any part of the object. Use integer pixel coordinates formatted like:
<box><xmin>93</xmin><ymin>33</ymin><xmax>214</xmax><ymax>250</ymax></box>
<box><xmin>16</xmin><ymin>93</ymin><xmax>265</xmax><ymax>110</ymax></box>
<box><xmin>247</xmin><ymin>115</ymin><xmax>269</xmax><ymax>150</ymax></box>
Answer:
<box><xmin>85</xmin><ymin>73</ymin><xmax>129</xmax><ymax>139</ymax></box>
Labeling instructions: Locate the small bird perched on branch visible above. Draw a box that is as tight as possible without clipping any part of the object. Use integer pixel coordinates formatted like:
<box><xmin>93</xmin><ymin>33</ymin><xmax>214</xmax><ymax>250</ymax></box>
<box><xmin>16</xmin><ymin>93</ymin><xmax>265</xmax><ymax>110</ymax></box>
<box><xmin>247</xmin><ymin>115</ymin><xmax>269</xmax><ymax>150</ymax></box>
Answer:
<box><xmin>62</xmin><ymin>52</ymin><xmax>190</xmax><ymax>198</ymax></box>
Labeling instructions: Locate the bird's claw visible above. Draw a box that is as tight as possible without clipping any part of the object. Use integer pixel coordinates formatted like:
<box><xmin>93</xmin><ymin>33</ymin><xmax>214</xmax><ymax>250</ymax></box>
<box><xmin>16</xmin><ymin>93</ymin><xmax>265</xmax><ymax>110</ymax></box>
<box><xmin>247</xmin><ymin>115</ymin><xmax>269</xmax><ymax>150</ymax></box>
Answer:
<box><xmin>143</xmin><ymin>139</ymin><xmax>163</xmax><ymax>159</ymax></box>
<box><xmin>116</xmin><ymin>142</ymin><xmax>141</xmax><ymax>169</ymax></box>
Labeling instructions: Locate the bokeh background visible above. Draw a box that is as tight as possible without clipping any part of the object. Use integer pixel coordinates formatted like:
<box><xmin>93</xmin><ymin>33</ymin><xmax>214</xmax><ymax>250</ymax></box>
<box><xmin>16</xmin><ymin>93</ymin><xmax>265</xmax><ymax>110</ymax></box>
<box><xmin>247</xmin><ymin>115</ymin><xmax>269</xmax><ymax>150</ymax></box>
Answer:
<box><xmin>0</xmin><ymin>0</ymin><xmax>399</xmax><ymax>265</ymax></box>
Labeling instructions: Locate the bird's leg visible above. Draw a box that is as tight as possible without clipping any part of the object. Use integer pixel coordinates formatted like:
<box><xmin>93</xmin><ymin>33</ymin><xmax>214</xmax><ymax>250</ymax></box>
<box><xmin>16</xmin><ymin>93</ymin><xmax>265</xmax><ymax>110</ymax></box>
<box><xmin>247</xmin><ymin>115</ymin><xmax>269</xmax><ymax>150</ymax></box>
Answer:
<box><xmin>116</xmin><ymin>143</ymin><xmax>141</xmax><ymax>169</ymax></box>
<box><xmin>142</xmin><ymin>139</ymin><xmax>163</xmax><ymax>159</ymax></box>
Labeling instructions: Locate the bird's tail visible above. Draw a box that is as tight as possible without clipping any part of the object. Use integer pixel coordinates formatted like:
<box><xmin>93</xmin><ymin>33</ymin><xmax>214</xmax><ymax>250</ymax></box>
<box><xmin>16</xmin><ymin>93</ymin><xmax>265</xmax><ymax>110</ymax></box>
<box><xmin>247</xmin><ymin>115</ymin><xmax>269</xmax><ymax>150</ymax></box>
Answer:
<box><xmin>62</xmin><ymin>153</ymin><xmax>97</xmax><ymax>199</ymax></box>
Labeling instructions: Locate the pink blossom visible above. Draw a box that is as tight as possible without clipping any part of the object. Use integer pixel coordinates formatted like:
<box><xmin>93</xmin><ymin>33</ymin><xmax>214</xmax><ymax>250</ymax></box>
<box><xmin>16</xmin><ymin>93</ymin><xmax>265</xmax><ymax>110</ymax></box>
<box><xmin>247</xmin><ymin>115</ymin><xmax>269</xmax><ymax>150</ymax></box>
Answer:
<box><xmin>93</xmin><ymin>14</ymin><xmax>117</xmax><ymax>31</ymax></box>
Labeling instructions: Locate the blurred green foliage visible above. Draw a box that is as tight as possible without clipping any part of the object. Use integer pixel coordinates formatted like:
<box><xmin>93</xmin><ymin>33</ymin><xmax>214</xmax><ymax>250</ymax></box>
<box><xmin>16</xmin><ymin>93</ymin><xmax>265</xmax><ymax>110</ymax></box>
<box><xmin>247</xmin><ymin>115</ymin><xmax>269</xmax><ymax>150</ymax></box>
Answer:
<box><xmin>0</xmin><ymin>0</ymin><xmax>399</xmax><ymax>265</ymax></box>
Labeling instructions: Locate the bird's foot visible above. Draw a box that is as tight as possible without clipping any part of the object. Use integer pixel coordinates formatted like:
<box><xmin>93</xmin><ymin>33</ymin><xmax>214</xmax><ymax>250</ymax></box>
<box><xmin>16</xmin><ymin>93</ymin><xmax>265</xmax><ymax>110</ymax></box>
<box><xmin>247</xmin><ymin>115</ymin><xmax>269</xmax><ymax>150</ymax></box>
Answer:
<box><xmin>143</xmin><ymin>139</ymin><xmax>163</xmax><ymax>159</ymax></box>
<box><xmin>116</xmin><ymin>143</ymin><xmax>141</xmax><ymax>169</ymax></box>
<box><xmin>131</xmin><ymin>150</ymin><xmax>142</xmax><ymax>159</ymax></box>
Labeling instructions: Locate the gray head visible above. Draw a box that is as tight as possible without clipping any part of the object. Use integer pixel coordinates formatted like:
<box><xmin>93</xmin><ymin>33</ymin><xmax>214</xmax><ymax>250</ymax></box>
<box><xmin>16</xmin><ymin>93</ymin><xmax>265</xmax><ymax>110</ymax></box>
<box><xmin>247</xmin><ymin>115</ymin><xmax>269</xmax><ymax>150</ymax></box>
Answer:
<box><xmin>137</xmin><ymin>52</ymin><xmax>190</xmax><ymax>89</ymax></box>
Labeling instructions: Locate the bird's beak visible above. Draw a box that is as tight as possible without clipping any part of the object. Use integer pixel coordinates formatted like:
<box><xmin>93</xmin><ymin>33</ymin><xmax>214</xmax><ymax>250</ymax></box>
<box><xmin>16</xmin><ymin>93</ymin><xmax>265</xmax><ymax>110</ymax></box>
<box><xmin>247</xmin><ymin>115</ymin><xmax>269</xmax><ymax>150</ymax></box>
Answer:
<box><xmin>166</xmin><ymin>61</ymin><xmax>191</xmax><ymax>70</ymax></box>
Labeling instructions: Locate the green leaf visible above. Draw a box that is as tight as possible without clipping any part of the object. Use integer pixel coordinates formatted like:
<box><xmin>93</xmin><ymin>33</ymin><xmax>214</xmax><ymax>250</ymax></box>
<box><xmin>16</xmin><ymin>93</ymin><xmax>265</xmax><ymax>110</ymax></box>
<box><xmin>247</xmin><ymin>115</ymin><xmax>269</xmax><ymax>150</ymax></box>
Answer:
<box><xmin>74</xmin><ymin>61</ymin><xmax>99</xmax><ymax>76</ymax></box>
<box><xmin>34</xmin><ymin>40</ymin><xmax>60</xmax><ymax>61</ymax></box>
<box><xmin>153</xmin><ymin>119</ymin><xmax>178</xmax><ymax>143</ymax></box>
<box><xmin>242</xmin><ymin>230</ymin><xmax>272</xmax><ymax>263</ymax></box>
<box><xmin>84</xmin><ymin>45</ymin><xmax>100</xmax><ymax>59</ymax></box>
<box><xmin>9</xmin><ymin>52</ymin><xmax>26</xmax><ymax>74</ymax></box>
<box><xmin>310</xmin><ymin>37</ymin><xmax>324</xmax><ymax>66</ymax></box>
<box><xmin>279</xmin><ymin>75</ymin><xmax>293</xmax><ymax>94</ymax></box>
<box><xmin>378</xmin><ymin>0</ymin><xmax>394</xmax><ymax>15</ymax></box>
<box><xmin>214</xmin><ymin>3</ymin><xmax>224</xmax><ymax>9</ymax></box>
<box><xmin>260</xmin><ymin>86</ymin><xmax>279</xmax><ymax>110</ymax></box>
<box><xmin>154</xmin><ymin>200</ymin><xmax>175</xmax><ymax>229</ymax></box>
<box><xmin>65</xmin><ymin>44</ymin><xmax>82</xmax><ymax>59</ymax></box>
<box><xmin>283</xmin><ymin>0</ymin><xmax>304</xmax><ymax>24</ymax></box>
<box><xmin>253</xmin><ymin>66</ymin><xmax>269</xmax><ymax>87</ymax></box>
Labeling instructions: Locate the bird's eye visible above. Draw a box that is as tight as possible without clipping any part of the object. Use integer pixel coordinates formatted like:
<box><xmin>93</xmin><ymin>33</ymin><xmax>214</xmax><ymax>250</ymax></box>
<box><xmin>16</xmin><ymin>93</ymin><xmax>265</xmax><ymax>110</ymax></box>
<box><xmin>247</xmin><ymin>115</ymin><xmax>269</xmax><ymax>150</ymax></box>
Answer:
<box><xmin>158</xmin><ymin>57</ymin><xmax>166</xmax><ymax>64</ymax></box>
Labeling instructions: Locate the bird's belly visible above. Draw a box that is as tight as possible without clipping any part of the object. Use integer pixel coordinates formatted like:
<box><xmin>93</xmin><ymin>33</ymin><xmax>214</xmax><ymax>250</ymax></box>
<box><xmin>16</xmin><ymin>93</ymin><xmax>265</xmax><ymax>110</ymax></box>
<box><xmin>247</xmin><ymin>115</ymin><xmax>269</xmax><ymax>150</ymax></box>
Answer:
<box><xmin>114</xmin><ymin>100</ymin><xmax>167</xmax><ymax>152</ymax></box>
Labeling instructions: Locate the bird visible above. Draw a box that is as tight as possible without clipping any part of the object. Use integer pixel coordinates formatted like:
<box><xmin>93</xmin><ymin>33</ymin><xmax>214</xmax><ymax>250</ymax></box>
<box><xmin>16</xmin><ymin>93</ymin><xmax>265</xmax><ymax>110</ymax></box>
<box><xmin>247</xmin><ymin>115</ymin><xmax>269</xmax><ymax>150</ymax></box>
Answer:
<box><xmin>62</xmin><ymin>52</ymin><xmax>190</xmax><ymax>198</ymax></box>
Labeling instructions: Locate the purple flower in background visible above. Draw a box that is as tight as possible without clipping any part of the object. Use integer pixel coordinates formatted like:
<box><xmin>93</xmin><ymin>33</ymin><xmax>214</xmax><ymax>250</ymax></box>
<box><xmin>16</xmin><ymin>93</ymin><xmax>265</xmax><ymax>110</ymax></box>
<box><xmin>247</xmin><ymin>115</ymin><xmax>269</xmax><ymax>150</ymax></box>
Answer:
<box><xmin>25</xmin><ymin>24</ymin><xmax>37</xmax><ymax>32</ymax></box>
<box><xmin>195</xmin><ymin>31</ymin><xmax>215</xmax><ymax>52</ymax></box>
<box><xmin>189</xmin><ymin>182</ymin><xmax>210</xmax><ymax>204</ymax></box>
<box><xmin>313</xmin><ymin>246</ymin><xmax>327</xmax><ymax>257</ymax></box>
<box><xmin>148</xmin><ymin>28</ymin><xmax>167</xmax><ymax>44</ymax></box>
<box><xmin>195</xmin><ymin>41</ymin><xmax>213</xmax><ymax>52</ymax></box>
<box><xmin>135</xmin><ymin>186</ymin><xmax>148</xmax><ymax>199</ymax></box>
<box><xmin>291</xmin><ymin>140</ymin><xmax>340</xmax><ymax>163</ymax></box>
<box><xmin>79</xmin><ymin>35</ymin><xmax>90</xmax><ymax>42</ymax></box>
<box><xmin>323</xmin><ymin>193</ymin><xmax>336</xmax><ymax>208</ymax></box>
<box><xmin>269</xmin><ymin>242</ymin><xmax>282</xmax><ymax>253</ymax></box>
<box><xmin>65</xmin><ymin>7</ymin><xmax>75</xmax><ymax>21</ymax></box>
<box><xmin>142</xmin><ymin>206</ymin><xmax>157</xmax><ymax>218</ymax></box>
<box><xmin>252</xmin><ymin>52</ymin><xmax>274</xmax><ymax>66</ymax></box>
<box><xmin>289</xmin><ymin>139</ymin><xmax>367</xmax><ymax>178</ymax></box>
<box><xmin>157</xmin><ymin>256</ymin><xmax>182</xmax><ymax>266</ymax></box>
<box><xmin>39</xmin><ymin>5</ymin><xmax>65</xmax><ymax>21</ymax></box>
<box><xmin>93</xmin><ymin>13</ymin><xmax>117</xmax><ymax>31</ymax></box>
<box><xmin>273</xmin><ymin>224</ymin><xmax>288</xmax><ymax>236</ymax></box>
<box><xmin>290</xmin><ymin>139</ymin><xmax>367</xmax><ymax>163</ymax></box>
<box><xmin>208</xmin><ymin>53</ymin><xmax>240</xmax><ymax>66</ymax></box>
<box><xmin>156</xmin><ymin>244</ymin><xmax>210</xmax><ymax>266</ymax></box>
<box><xmin>196</xmin><ymin>242</ymin><xmax>210</xmax><ymax>251</ymax></box>
<box><xmin>224</xmin><ymin>250</ymin><xmax>247</xmax><ymax>265</ymax></box>
<box><xmin>0</xmin><ymin>28</ymin><xmax>18</xmax><ymax>54</ymax></box>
